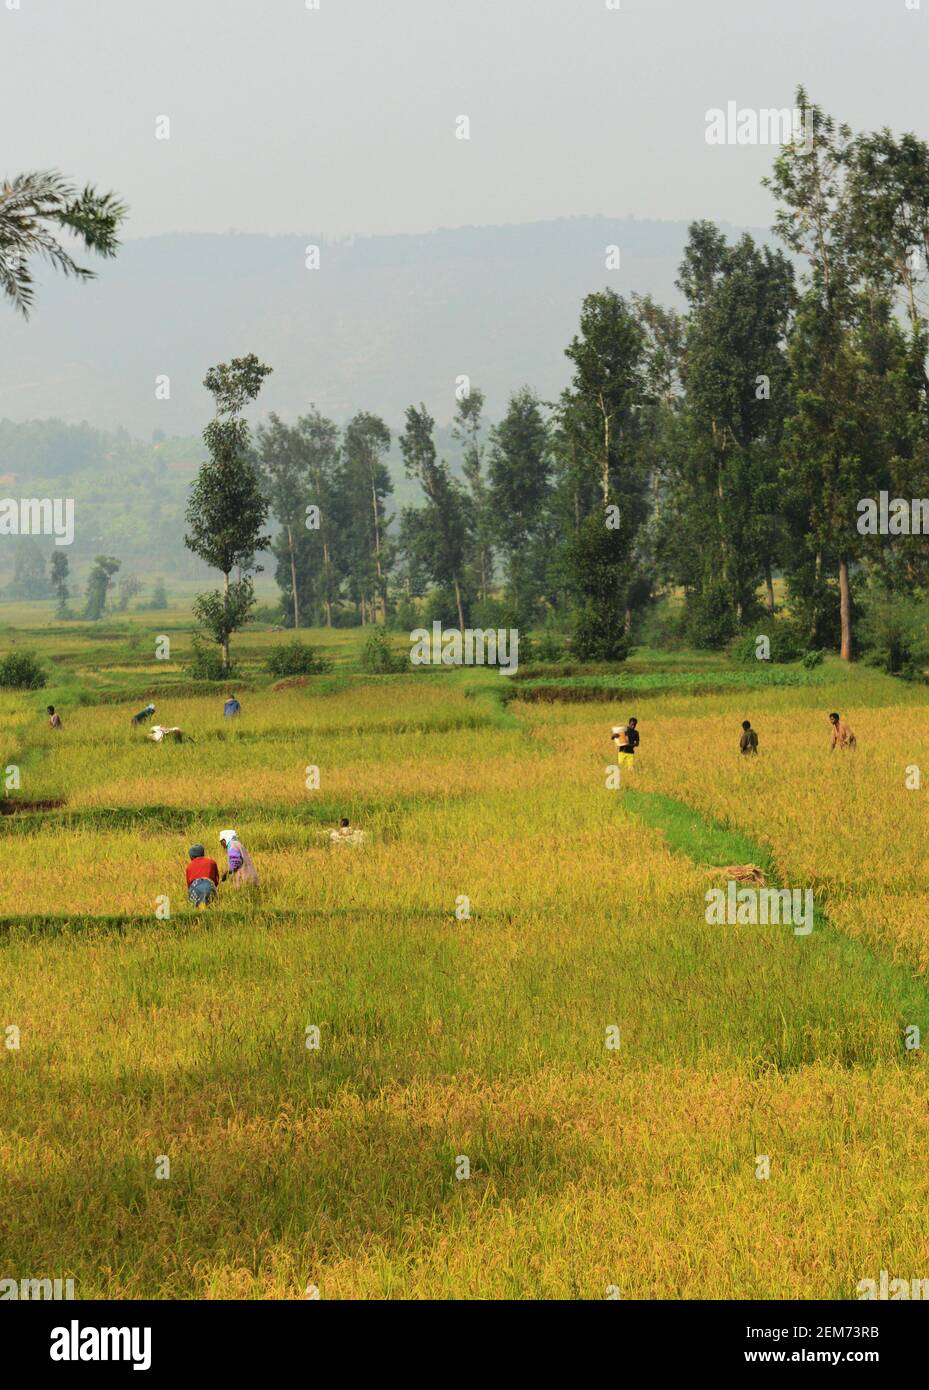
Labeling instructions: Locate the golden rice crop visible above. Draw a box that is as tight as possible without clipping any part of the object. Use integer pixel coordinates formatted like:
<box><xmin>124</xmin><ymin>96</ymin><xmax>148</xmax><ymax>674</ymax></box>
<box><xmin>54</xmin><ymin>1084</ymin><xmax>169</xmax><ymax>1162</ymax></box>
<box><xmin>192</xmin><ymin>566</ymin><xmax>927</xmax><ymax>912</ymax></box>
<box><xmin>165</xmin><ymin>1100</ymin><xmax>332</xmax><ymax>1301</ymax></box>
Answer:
<box><xmin>1</xmin><ymin>638</ymin><xmax>927</xmax><ymax>1297</ymax></box>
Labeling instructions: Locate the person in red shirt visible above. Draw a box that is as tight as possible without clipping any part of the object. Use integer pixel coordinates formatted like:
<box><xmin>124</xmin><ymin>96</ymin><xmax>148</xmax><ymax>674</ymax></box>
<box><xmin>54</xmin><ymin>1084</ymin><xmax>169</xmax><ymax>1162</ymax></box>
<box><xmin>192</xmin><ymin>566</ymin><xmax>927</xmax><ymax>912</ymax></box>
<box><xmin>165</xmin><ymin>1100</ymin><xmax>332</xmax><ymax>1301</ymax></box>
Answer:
<box><xmin>186</xmin><ymin>844</ymin><xmax>219</xmax><ymax>908</ymax></box>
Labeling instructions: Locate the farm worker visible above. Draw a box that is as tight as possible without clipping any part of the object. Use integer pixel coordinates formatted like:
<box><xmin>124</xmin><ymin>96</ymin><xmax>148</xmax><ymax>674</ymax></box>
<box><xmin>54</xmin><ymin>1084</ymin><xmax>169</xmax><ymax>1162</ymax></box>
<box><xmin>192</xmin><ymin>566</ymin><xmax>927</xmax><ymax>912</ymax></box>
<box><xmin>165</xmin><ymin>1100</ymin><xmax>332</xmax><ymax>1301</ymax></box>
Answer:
<box><xmin>739</xmin><ymin>719</ymin><xmax>759</xmax><ymax>754</ymax></box>
<box><xmin>829</xmin><ymin>711</ymin><xmax>857</xmax><ymax>750</ymax></box>
<box><xmin>330</xmin><ymin>816</ymin><xmax>365</xmax><ymax>846</ymax></box>
<box><xmin>148</xmin><ymin>725</ymin><xmax>184</xmax><ymax>743</ymax></box>
<box><xmin>186</xmin><ymin>844</ymin><xmax>219</xmax><ymax>909</ymax></box>
<box><xmin>611</xmin><ymin>725</ymin><xmax>635</xmax><ymax>771</ymax></box>
<box><xmin>223</xmin><ymin>694</ymin><xmax>241</xmax><ymax>718</ymax></box>
<box><xmin>132</xmin><ymin>702</ymin><xmax>156</xmax><ymax>726</ymax></box>
<box><xmin>219</xmin><ymin>829</ymin><xmax>259</xmax><ymax>887</ymax></box>
<box><xmin>626</xmin><ymin>717</ymin><xmax>640</xmax><ymax>755</ymax></box>
<box><xmin>46</xmin><ymin>705</ymin><xmax>62</xmax><ymax>729</ymax></box>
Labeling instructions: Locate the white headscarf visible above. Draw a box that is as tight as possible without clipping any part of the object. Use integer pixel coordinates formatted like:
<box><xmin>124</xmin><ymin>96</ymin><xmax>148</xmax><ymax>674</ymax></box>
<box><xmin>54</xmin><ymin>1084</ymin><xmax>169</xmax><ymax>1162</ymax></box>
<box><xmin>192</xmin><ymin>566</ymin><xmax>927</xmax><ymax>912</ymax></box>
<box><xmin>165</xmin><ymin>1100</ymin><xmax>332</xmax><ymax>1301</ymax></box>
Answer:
<box><xmin>219</xmin><ymin>828</ymin><xmax>237</xmax><ymax>847</ymax></box>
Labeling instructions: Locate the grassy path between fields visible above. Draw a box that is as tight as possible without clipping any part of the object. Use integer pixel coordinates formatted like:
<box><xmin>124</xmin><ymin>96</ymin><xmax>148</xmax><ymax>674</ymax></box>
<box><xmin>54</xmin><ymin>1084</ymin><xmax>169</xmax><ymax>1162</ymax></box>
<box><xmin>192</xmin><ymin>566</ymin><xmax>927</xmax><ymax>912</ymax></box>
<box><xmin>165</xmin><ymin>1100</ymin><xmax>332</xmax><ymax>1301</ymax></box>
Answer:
<box><xmin>624</xmin><ymin>787</ymin><xmax>929</xmax><ymax>1053</ymax></box>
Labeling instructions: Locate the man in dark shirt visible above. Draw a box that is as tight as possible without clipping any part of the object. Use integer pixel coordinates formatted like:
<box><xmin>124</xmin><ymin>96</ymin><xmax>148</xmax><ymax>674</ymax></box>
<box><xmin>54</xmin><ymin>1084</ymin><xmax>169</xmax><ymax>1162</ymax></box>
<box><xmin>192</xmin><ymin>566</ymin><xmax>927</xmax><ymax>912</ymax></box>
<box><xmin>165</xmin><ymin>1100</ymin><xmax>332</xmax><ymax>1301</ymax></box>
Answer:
<box><xmin>626</xmin><ymin>717</ymin><xmax>640</xmax><ymax>753</ymax></box>
<box><xmin>740</xmin><ymin>720</ymin><xmax>759</xmax><ymax>755</ymax></box>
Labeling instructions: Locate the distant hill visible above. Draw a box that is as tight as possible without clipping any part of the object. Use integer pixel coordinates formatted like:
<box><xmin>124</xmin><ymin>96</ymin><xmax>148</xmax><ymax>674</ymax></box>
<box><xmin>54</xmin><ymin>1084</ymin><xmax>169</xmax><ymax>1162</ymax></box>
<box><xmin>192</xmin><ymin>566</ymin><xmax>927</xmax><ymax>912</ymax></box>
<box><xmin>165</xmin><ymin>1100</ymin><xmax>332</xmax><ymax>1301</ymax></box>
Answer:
<box><xmin>0</xmin><ymin>216</ymin><xmax>772</xmax><ymax>437</ymax></box>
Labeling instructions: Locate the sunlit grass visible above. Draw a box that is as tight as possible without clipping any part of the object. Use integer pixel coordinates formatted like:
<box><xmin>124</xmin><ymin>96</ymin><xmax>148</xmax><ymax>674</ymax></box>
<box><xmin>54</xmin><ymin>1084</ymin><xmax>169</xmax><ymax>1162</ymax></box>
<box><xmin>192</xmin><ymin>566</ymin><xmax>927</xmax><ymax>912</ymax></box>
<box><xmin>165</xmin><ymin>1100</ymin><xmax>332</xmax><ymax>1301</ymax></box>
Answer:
<box><xmin>1</xmin><ymin>620</ymin><xmax>928</xmax><ymax>1298</ymax></box>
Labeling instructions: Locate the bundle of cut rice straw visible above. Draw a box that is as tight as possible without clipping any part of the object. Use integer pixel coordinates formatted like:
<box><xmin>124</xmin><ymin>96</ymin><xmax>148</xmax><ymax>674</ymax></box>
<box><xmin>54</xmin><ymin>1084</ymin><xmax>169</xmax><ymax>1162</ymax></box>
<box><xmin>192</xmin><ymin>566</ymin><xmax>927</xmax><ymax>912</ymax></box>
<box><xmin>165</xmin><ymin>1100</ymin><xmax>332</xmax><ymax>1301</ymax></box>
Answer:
<box><xmin>704</xmin><ymin>864</ymin><xmax>767</xmax><ymax>886</ymax></box>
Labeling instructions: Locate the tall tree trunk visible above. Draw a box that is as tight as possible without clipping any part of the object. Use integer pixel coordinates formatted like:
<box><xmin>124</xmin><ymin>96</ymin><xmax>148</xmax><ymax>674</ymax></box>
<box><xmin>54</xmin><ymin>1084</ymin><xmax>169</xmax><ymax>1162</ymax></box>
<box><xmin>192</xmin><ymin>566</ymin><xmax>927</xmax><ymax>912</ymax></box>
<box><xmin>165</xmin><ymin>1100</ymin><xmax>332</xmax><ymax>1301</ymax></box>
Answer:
<box><xmin>222</xmin><ymin>570</ymin><xmax>230</xmax><ymax>673</ymax></box>
<box><xmin>287</xmin><ymin>525</ymin><xmax>300</xmax><ymax>630</ymax></box>
<box><xmin>764</xmin><ymin>562</ymin><xmax>775</xmax><ymax>616</ymax></box>
<box><xmin>838</xmin><ymin>556</ymin><xmax>852</xmax><ymax>661</ymax></box>
<box><xmin>371</xmin><ymin>480</ymin><xmax>385</xmax><ymax>622</ymax></box>
<box><xmin>713</xmin><ymin>440</ymin><xmax>729</xmax><ymax>589</ymax></box>
<box><xmin>810</xmin><ymin>549</ymin><xmax>823</xmax><ymax>644</ymax></box>
<box><xmin>454</xmin><ymin>577</ymin><xmax>465</xmax><ymax>633</ymax></box>
<box><xmin>322</xmin><ymin>539</ymin><xmax>333</xmax><ymax>627</ymax></box>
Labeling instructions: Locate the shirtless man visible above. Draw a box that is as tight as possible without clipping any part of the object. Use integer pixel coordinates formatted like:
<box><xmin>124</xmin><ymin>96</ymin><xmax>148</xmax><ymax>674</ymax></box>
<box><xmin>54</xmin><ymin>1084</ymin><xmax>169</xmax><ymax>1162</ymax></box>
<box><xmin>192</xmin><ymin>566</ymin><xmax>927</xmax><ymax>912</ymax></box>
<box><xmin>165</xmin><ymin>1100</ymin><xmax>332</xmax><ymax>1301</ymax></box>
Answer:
<box><xmin>829</xmin><ymin>711</ymin><xmax>857</xmax><ymax>750</ymax></box>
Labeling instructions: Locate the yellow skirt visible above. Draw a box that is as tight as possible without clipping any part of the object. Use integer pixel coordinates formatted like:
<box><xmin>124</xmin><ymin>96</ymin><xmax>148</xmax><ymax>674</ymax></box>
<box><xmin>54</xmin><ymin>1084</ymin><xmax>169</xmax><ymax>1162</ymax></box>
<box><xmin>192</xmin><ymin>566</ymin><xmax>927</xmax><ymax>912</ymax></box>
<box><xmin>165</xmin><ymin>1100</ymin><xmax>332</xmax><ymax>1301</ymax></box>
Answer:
<box><xmin>617</xmin><ymin>752</ymin><xmax>636</xmax><ymax>769</ymax></box>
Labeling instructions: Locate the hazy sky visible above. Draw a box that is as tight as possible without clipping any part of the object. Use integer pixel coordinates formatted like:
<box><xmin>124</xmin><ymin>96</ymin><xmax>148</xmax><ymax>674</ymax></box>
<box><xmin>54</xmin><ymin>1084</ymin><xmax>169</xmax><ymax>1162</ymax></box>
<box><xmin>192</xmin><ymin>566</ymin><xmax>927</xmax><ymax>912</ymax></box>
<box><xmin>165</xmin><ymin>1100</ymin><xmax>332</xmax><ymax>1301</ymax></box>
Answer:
<box><xmin>2</xmin><ymin>0</ymin><xmax>927</xmax><ymax>239</ymax></box>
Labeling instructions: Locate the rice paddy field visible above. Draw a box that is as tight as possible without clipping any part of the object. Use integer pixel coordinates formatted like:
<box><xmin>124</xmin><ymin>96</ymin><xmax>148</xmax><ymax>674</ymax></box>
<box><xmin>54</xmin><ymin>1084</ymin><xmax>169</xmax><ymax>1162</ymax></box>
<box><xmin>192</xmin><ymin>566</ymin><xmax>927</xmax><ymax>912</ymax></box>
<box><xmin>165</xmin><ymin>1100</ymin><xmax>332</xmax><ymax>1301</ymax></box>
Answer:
<box><xmin>2</xmin><ymin>604</ymin><xmax>929</xmax><ymax>1300</ymax></box>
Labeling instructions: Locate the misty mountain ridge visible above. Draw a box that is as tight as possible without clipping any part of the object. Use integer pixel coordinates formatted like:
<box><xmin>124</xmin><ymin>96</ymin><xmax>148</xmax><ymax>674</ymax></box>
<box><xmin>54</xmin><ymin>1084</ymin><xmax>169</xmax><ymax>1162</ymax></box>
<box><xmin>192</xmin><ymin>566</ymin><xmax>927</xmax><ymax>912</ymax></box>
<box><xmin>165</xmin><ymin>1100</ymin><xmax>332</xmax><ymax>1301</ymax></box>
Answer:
<box><xmin>0</xmin><ymin>215</ymin><xmax>774</xmax><ymax>438</ymax></box>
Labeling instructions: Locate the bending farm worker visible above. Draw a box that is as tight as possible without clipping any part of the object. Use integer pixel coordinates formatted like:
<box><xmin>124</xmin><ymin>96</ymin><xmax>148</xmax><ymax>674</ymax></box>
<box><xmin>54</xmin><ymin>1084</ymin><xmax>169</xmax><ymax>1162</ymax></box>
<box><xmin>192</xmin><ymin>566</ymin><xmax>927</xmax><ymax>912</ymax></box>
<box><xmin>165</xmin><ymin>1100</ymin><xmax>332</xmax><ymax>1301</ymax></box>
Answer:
<box><xmin>149</xmin><ymin>725</ymin><xmax>184</xmax><ymax>743</ymax></box>
<box><xmin>186</xmin><ymin>843</ymin><xmax>219</xmax><ymax>909</ymax></box>
<box><xmin>219</xmin><ymin>828</ymin><xmax>259</xmax><ymax>887</ymax></box>
<box><xmin>829</xmin><ymin>711</ymin><xmax>857</xmax><ymax>751</ymax></box>
<box><xmin>330</xmin><ymin>816</ymin><xmax>365</xmax><ymax>846</ymax></box>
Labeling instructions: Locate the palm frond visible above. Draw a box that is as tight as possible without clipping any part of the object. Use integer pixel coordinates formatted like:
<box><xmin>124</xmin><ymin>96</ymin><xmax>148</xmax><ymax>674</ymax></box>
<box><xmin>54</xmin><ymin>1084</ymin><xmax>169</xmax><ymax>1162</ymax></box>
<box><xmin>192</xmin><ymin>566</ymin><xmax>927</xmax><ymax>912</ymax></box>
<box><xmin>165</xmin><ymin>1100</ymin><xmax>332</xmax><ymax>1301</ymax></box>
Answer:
<box><xmin>0</xmin><ymin>169</ymin><xmax>127</xmax><ymax>317</ymax></box>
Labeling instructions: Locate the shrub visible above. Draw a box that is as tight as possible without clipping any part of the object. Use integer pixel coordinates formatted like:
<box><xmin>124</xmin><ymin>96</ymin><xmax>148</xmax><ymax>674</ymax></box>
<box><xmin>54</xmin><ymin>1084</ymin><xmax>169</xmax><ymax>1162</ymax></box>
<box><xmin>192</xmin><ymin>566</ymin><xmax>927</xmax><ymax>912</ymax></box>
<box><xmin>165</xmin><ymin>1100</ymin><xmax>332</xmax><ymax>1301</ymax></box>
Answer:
<box><xmin>513</xmin><ymin>632</ymin><xmax>534</xmax><ymax>665</ymax></box>
<box><xmin>731</xmin><ymin>621</ymin><xmax>806</xmax><ymax>664</ymax></box>
<box><xmin>0</xmin><ymin>650</ymin><xmax>46</xmax><ymax>690</ymax></box>
<box><xmin>684</xmin><ymin>582</ymin><xmax>739</xmax><ymax>650</ymax></box>
<box><xmin>856</xmin><ymin>589</ymin><xmax>929</xmax><ymax>676</ymax></box>
<box><xmin>330</xmin><ymin>607</ymin><xmax>362</xmax><ymax>628</ymax></box>
<box><xmin>533</xmin><ymin>627</ymin><xmax>565</xmax><ymax>663</ymax></box>
<box><xmin>635</xmin><ymin>598</ymin><xmax>687</xmax><ymax>651</ymax></box>
<box><xmin>264</xmin><ymin>641</ymin><xmax>332</xmax><ymax>678</ymax></box>
<box><xmin>470</xmin><ymin>598</ymin><xmax>519</xmax><ymax>631</ymax></box>
<box><xmin>571</xmin><ymin>605</ymin><xmax>630</xmax><ymax>663</ymax></box>
<box><xmin>802</xmin><ymin>648</ymin><xmax>825</xmax><ymax>669</ymax></box>
<box><xmin>391</xmin><ymin>597</ymin><xmax>420</xmax><ymax>633</ymax></box>
<box><xmin>421</xmin><ymin>587</ymin><xmax>466</xmax><ymax>630</ymax></box>
<box><xmin>251</xmin><ymin>603</ymin><xmax>285</xmax><ymax>626</ymax></box>
<box><xmin>360</xmin><ymin>627</ymin><xmax>405</xmax><ymax>673</ymax></box>
<box><xmin>147</xmin><ymin>579</ymin><xmax>169</xmax><ymax>611</ymax></box>
<box><xmin>185</xmin><ymin>636</ymin><xmax>232</xmax><ymax>681</ymax></box>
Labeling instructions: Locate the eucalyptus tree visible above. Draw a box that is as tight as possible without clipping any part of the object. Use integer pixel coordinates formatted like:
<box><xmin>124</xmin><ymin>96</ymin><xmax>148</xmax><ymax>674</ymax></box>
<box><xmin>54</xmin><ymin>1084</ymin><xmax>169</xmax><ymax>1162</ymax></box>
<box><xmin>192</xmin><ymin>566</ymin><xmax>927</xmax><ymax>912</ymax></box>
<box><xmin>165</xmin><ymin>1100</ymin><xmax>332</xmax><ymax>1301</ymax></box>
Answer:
<box><xmin>341</xmin><ymin>411</ymin><xmax>393</xmax><ymax>623</ymax></box>
<box><xmin>399</xmin><ymin>404</ymin><xmax>470</xmax><ymax>632</ymax></box>
<box><xmin>256</xmin><ymin>412</ymin><xmax>306</xmax><ymax>628</ymax></box>
<box><xmin>765</xmin><ymin>88</ymin><xmax>899</xmax><ymax>658</ymax></box>
<box><xmin>672</xmin><ymin>226</ymin><xmax>794</xmax><ymax>636</ymax></box>
<box><xmin>452</xmin><ymin>387</ymin><xmax>493</xmax><ymax>605</ymax></box>
<box><xmin>185</xmin><ymin>355</ymin><xmax>272</xmax><ymax>672</ymax></box>
<box><xmin>487</xmin><ymin>387</ymin><xmax>552</xmax><ymax>620</ymax></box>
